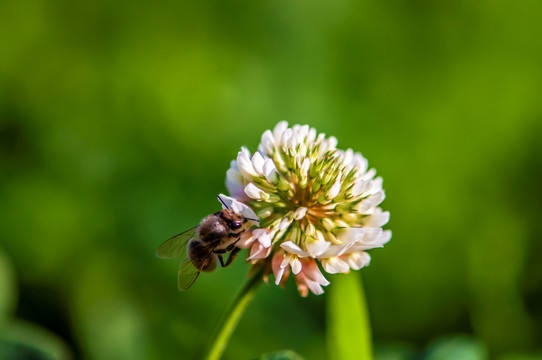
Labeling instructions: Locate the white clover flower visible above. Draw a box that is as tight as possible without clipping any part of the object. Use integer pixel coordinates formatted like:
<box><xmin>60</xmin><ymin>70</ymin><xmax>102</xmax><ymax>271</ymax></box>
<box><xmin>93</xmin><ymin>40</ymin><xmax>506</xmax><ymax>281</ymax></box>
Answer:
<box><xmin>227</xmin><ymin>122</ymin><xmax>391</xmax><ymax>297</ymax></box>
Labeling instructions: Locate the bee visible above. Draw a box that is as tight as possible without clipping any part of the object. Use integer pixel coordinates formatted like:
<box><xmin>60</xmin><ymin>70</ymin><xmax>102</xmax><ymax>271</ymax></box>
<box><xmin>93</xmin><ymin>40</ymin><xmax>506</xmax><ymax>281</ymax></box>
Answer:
<box><xmin>156</xmin><ymin>194</ymin><xmax>259</xmax><ymax>290</ymax></box>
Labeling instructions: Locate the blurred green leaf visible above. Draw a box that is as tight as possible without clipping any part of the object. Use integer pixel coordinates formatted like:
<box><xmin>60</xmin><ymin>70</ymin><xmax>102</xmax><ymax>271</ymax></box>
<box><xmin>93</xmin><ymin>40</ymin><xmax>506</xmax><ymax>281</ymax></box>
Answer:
<box><xmin>423</xmin><ymin>336</ymin><xmax>488</xmax><ymax>360</ymax></box>
<box><xmin>256</xmin><ymin>350</ymin><xmax>305</xmax><ymax>360</ymax></box>
<box><xmin>498</xmin><ymin>353</ymin><xmax>542</xmax><ymax>360</ymax></box>
<box><xmin>0</xmin><ymin>247</ymin><xmax>16</xmax><ymax>327</ymax></box>
<box><xmin>0</xmin><ymin>320</ymin><xmax>71</xmax><ymax>360</ymax></box>
<box><xmin>374</xmin><ymin>342</ymin><xmax>415</xmax><ymax>360</ymax></box>
<box><xmin>327</xmin><ymin>273</ymin><xmax>371</xmax><ymax>360</ymax></box>
<box><xmin>72</xmin><ymin>255</ymin><xmax>148</xmax><ymax>360</ymax></box>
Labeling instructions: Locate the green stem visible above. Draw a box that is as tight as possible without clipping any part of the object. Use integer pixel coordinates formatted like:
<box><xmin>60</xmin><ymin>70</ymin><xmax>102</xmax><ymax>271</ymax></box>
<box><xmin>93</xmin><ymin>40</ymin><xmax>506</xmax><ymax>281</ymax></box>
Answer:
<box><xmin>204</xmin><ymin>268</ymin><xmax>263</xmax><ymax>360</ymax></box>
<box><xmin>327</xmin><ymin>272</ymin><xmax>372</xmax><ymax>360</ymax></box>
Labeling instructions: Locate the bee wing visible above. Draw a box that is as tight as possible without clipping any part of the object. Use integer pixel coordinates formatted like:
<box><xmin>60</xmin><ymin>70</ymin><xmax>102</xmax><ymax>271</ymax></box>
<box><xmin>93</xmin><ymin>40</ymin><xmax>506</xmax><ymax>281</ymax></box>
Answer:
<box><xmin>178</xmin><ymin>244</ymin><xmax>219</xmax><ymax>291</ymax></box>
<box><xmin>177</xmin><ymin>257</ymin><xmax>203</xmax><ymax>291</ymax></box>
<box><xmin>156</xmin><ymin>226</ymin><xmax>199</xmax><ymax>259</ymax></box>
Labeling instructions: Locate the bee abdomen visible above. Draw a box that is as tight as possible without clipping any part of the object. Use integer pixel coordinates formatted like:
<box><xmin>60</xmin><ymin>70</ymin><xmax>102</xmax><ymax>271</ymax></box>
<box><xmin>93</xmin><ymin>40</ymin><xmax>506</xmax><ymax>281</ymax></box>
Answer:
<box><xmin>187</xmin><ymin>240</ymin><xmax>217</xmax><ymax>272</ymax></box>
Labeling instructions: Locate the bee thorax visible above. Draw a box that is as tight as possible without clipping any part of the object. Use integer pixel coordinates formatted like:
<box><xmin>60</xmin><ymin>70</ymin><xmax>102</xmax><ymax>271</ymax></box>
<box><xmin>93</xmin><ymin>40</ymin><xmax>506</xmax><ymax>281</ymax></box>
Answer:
<box><xmin>197</xmin><ymin>214</ymin><xmax>230</xmax><ymax>244</ymax></box>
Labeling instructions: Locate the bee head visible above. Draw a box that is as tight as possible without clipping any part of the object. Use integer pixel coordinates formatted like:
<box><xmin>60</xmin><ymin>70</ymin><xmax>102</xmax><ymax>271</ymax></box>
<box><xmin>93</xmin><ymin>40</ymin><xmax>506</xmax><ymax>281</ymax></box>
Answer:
<box><xmin>219</xmin><ymin>209</ymin><xmax>247</xmax><ymax>231</ymax></box>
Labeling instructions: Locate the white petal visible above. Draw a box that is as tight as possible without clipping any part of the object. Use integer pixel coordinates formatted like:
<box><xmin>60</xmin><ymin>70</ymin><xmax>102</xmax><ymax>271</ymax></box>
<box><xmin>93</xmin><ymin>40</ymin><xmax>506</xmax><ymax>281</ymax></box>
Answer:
<box><xmin>353</xmin><ymin>153</ymin><xmax>368</xmax><ymax>174</ymax></box>
<box><xmin>300</xmin><ymin>158</ymin><xmax>310</xmax><ymax>177</ymax></box>
<box><xmin>341</xmin><ymin>149</ymin><xmax>354</xmax><ymax>168</ymax></box>
<box><xmin>336</xmin><ymin>227</ymin><xmax>366</xmax><ymax>243</ymax></box>
<box><xmin>356</xmin><ymin>196</ymin><xmax>375</xmax><ymax>213</ymax></box>
<box><xmin>273</xmin><ymin>121</ymin><xmax>289</xmax><ymax>140</ymax></box>
<box><xmin>291</xmin><ymin>257</ymin><xmax>302</xmax><ymax>274</ymax></box>
<box><xmin>263</xmin><ymin>159</ymin><xmax>278</xmax><ymax>183</ymax></box>
<box><xmin>365</xmin><ymin>177</ymin><xmax>383</xmax><ymax>196</ymax></box>
<box><xmin>244</xmin><ymin>183</ymin><xmax>265</xmax><ymax>200</ymax></box>
<box><xmin>275</xmin><ymin>267</ymin><xmax>285</xmax><ymax>285</ymax></box>
<box><xmin>305</xmin><ymin>237</ymin><xmax>331</xmax><ymax>257</ymax></box>
<box><xmin>307</xmin><ymin>128</ymin><xmax>316</xmax><ymax>144</ymax></box>
<box><xmin>363</xmin><ymin>228</ymin><xmax>383</xmax><ymax>243</ymax></box>
<box><xmin>379</xmin><ymin>230</ymin><xmax>392</xmax><ymax>245</ymax></box>
<box><xmin>294</xmin><ymin>124</ymin><xmax>309</xmax><ymax>140</ymax></box>
<box><xmin>259</xmin><ymin>130</ymin><xmax>275</xmax><ymax>155</ymax></box>
<box><xmin>364</xmin><ymin>208</ymin><xmax>390</xmax><ymax>227</ymax></box>
<box><xmin>293</xmin><ymin>207</ymin><xmax>308</xmax><ymax>220</ymax></box>
<box><xmin>370</xmin><ymin>190</ymin><xmax>385</xmax><ymax>207</ymax></box>
<box><xmin>327</xmin><ymin>136</ymin><xmax>338</xmax><ymax>150</ymax></box>
<box><xmin>344</xmin><ymin>252</ymin><xmax>371</xmax><ymax>270</ymax></box>
<box><xmin>319</xmin><ymin>243</ymin><xmax>354</xmax><ymax>257</ymax></box>
<box><xmin>281</xmin><ymin>128</ymin><xmax>293</xmax><ymax>149</ymax></box>
<box><xmin>217</xmin><ymin>194</ymin><xmax>259</xmax><ymax>225</ymax></box>
<box><xmin>251</xmin><ymin>152</ymin><xmax>265</xmax><ymax>175</ymax></box>
<box><xmin>280</xmin><ymin>255</ymin><xmax>290</xmax><ymax>269</ymax></box>
<box><xmin>225</xmin><ymin>173</ymin><xmax>247</xmax><ymax>200</ymax></box>
<box><xmin>322</xmin><ymin>257</ymin><xmax>349</xmax><ymax>274</ymax></box>
<box><xmin>279</xmin><ymin>217</ymin><xmax>292</xmax><ymax>230</ymax></box>
<box><xmin>351</xmin><ymin>179</ymin><xmax>367</xmax><ymax>197</ymax></box>
<box><xmin>272</xmin><ymin>252</ymin><xmax>287</xmax><ymax>284</ymax></box>
<box><xmin>280</xmin><ymin>241</ymin><xmax>309</xmax><ymax>257</ymax></box>
<box><xmin>349</xmin><ymin>229</ymin><xmax>390</xmax><ymax>251</ymax></box>
<box><xmin>237</xmin><ymin>147</ymin><xmax>258</xmax><ymax>179</ymax></box>
<box><xmin>360</xmin><ymin>168</ymin><xmax>377</xmax><ymax>181</ymax></box>
<box><xmin>327</xmin><ymin>173</ymin><xmax>342</xmax><ymax>199</ymax></box>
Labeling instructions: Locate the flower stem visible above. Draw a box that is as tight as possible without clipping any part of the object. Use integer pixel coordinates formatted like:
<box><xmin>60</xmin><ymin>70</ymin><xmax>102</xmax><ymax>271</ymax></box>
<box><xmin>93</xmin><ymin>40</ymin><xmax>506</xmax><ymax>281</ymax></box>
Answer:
<box><xmin>327</xmin><ymin>272</ymin><xmax>372</xmax><ymax>360</ymax></box>
<box><xmin>204</xmin><ymin>269</ymin><xmax>263</xmax><ymax>360</ymax></box>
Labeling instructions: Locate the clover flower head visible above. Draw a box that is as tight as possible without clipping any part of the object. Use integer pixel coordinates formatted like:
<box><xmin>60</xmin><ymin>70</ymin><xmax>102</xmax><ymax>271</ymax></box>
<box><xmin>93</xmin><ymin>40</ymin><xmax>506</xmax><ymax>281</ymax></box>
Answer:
<box><xmin>227</xmin><ymin>122</ymin><xmax>391</xmax><ymax>296</ymax></box>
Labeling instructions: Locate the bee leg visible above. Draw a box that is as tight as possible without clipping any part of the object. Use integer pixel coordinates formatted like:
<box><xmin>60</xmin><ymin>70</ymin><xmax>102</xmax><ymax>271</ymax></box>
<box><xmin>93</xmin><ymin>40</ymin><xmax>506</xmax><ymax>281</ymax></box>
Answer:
<box><xmin>223</xmin><ymin>247</ymin><xmax>241</xmax><ymax>267</ymax></box>
<box><xmin>217</xmin><ymin>254</ymin><xmax>226</xmax><ymax>267</ymax></box>
<box><xmin>224</xmin><ymin>240</ymin><xmax>240</xmax><ymax>252</ymax></box>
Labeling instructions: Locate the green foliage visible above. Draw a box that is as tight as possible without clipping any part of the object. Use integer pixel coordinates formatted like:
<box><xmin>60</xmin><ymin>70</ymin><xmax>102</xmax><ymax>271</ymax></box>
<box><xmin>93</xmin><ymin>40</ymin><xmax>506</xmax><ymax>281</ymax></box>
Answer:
<box><xmin>0</xmin><ymin>247</ymin><xmax>16</xmax><ymax>327</ymax></box>
<box><xmin>0</xmin><ymin>321</ymin><xmax>71</xmax><ymax>360</ymax></box>
<box><xmin>423</xmin><ymin>336</ymin><xmax>488</xmax><ymax>360</ymax></box>
<box><xmin>257</xmin><ymin>350</ymin><xmax>305</xmax><ymax>360</ymax></box>
<box><xmin>0</xmin><ymin>251</ymin><xmax>71</xmax><ymax>360</ymax></box>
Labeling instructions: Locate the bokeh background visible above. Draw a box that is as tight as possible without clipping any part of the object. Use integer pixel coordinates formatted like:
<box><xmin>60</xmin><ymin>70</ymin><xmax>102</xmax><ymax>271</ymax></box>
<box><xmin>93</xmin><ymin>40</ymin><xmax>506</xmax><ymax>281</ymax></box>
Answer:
<box><xmin>1</xmin><ymin>0</ymin><xmax>541</xmax><ymax>359</ymax></box>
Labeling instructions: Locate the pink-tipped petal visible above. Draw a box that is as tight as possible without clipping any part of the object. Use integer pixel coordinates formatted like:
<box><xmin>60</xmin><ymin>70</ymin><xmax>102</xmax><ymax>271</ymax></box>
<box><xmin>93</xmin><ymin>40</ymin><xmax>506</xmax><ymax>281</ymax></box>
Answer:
<box><xmin>253</xmin><ymin>228</ymin><xmax>272</xmax><ymax>248</ymax></box>
<box><xmin>272</xmin><ymin>251</ymin><xmax>290</xmax><ymax>286</ymax></box>
<box><xmin>306</xmin><ymin>279</ymin><xmax>325</xmax><ymax>295</ymax></box>
<box><xmin>301</xmin><ymin>259</ymin><xmax>330</xmax><ymax>286</ymax></box>
<box><xmin>236</xmin><ymin>231</ymin><xmax>254</xmax><ymax>249</ymax></box>
<box><xmin>247</xmin><ymin>242</ymin><xmax>272</xmax><ymax>260</ymax></box>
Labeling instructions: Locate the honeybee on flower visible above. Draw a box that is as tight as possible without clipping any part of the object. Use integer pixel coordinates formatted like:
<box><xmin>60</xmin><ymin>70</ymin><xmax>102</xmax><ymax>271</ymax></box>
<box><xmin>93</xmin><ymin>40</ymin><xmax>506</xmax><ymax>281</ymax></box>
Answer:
<box><xmin>227</xmin><ymin>122</ymin><xmax>391</xmax><ymax>297</ymax></box>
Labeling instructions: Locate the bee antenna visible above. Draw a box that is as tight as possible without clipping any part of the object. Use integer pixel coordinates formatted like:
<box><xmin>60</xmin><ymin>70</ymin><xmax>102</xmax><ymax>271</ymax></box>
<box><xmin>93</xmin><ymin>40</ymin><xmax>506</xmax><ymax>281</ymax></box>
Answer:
<box><xmin>217</xmin><ymin>195</ymin><xmax>231</xmax><ymax>210</ymax></box>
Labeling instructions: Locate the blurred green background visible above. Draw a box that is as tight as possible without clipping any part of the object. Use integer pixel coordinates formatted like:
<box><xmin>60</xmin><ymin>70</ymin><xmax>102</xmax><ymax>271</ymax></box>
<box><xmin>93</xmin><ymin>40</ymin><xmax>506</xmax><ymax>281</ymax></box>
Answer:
<box><xmin>1</xmin><ymin>0</ymin><xmax>541</xmax><ymax>359</ymax></box>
